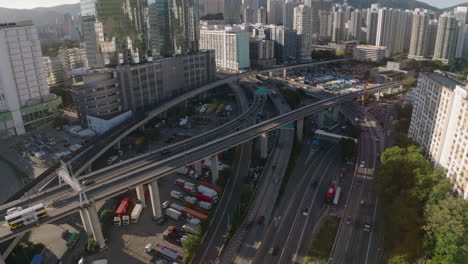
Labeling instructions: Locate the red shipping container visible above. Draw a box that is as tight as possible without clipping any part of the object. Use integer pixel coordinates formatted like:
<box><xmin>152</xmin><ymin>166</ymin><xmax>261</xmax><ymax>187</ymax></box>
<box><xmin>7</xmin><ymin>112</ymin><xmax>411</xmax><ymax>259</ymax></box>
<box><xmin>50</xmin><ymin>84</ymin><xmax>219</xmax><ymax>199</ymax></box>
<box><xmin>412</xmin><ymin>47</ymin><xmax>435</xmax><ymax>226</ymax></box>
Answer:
<box><xmin>115</xmin><ymin>197</ymin><xmax>131</xmax><ymax>217</ymax></box>
<box><xmin>194</xmin><ymin>193</ymin><xmax>213</xmax><ymax>202</ymax></box>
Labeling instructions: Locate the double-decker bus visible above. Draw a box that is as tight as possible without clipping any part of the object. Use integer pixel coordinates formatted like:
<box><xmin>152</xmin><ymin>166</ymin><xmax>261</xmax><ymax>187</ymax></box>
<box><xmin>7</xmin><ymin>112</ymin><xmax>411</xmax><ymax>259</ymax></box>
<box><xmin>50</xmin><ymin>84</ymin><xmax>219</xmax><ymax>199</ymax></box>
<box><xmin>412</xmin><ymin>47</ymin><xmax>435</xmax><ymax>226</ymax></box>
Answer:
<box><xmin>5</xmin><ymin>203</ymin><xmax>48</xmax><ymax>230</ymax></box>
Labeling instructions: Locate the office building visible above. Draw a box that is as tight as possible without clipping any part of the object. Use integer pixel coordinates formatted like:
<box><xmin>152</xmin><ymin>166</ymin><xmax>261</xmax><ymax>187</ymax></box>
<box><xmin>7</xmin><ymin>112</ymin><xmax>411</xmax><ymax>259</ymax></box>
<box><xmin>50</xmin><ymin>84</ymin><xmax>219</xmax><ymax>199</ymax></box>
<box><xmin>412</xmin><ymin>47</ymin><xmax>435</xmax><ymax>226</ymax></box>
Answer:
<box><xmin>267</xmin><ymin>0</ymin><xmax>283</xmax><ymax>25</ymax></box>
<box><xmin>347</xmin><ymin>10</ymin><xmax>362</xmax><ymax>42</ymax></box>
<box><xmin>408</xmin><ymin>73</ymin><xmax>468</xmax><ymax>199</ymax></box>
<box><xmin>250</xmin><ymin>39</ymin><xmax>276</xmax><ymax>68</ymax></box>
<box><xmin>270</xmin><ymin>25</ymin><xmax>297</xmax><ymax>63</ymax></box>
<box><xmin>366</xmin><ymin>4</ymin><xmax>379</xmax><ymax>45</ymax></box>
<box><xmin>433</xmin><ymin>12</ymin><xmax>459</xmax><ymax>64</ymax></box>
<box><xmin>294</xmin><ymin>5</ymin><xmax>312</xmax><ymax>61</ymax></box>
<box><xmin>0</xmin><ymin>22</ymin><xmax>61</xmax><ymax>137</ymax></box>
<box><xmin>199</xmin><ymin>26</ymin><xmax>250</xmax><ymax>71</ymax></box>
<box><xmin>376</xmin><ymin>8</ymin><xmax>412</xmax><ymax>55</ymax></box>
<box><xmin>282</xmin><ymin>1</ymin><xmax>297</xmax><ymax>29</ymax></box>
<box><xmin>319</xmin><ymin>10</ymin><xmax>332</xmax><ymax>40</ymax></box>
<box><xmin>353</xmin><ymin>45</ymin><xmax>388</xmax><ymax>62</ymax></box>
<box><xmin>149</xmin><ymin>0</ymin><xmax>200</xmax><ymax>58</ymax></box>
<box><xmin>258</xmin><ymin>6</ymin><xmax>268</xmax><ymax>24</ymax></box>
<box><xmin>72</xmin><ymin>51</ymin><xmax>216</xmax><ymax>125</ymax></box>
<box><xmin>408</xmin><ymin>9</ymin><xmax>435</xmax><ymax>60</ymax></box>
<box><xmin>224</xmin><ymin>0</ymin><xmax>242</xmax><ymax>24</ymax></box>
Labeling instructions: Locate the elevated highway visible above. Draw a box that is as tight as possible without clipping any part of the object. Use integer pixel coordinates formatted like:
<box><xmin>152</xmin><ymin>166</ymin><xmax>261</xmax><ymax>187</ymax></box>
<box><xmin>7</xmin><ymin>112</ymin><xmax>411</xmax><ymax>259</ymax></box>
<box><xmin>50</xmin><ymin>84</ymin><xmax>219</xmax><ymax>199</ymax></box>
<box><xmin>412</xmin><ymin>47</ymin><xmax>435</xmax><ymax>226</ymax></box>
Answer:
<box><xmin>0</xmin><ymin>81</ymin><xmax>400</xmax><ymax>243</ymax></box>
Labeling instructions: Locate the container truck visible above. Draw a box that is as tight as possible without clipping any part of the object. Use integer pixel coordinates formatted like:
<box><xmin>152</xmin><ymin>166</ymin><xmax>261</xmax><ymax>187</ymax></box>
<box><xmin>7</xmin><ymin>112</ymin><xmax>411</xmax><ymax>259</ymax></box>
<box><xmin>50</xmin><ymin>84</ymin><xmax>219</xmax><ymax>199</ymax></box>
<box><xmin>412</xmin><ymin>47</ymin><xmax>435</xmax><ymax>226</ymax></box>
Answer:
<box><xmin>183</xmin><ymin>202</ymin><xmax>209</xmax><ymax>215</ymax></box>
<box><xmin>182</xmin><ymin>224</ymin><xmax>199</xmax><ymax>235</ymax></box>
<box><xmin>197</xmin><ymin>185</ymin><xmax>218</xmax><ymax>199</ymax></box>
<box><xmin>169</xmin><ymin>202</ymin><xmax>185</xmax><ymax>212</ymax></box>
<box><xmin>187</xmin><ymin>218</ymin><xmax>201</xmax><ymax>226</ymax></box>
<box><xmin>165</xmin><ymin>208</ymin><xmax>182</xmax><ymax>221</ymax></box>
<box><xmin>170</xmin><ymin>190</ymin><xmax>184</xmax><ymax>200</ymax></box>
<box><xmin>114</xmin><ymin>197</ymin><xmax>131</xmax><ymax>226</ymax></box>
<box><xmin>175</xmin><ymin>178</ymin><xmax>186</xmax><ymax>187</ymax></box>
<box><xmin>198</xmin><ymin>201</ymin><xmax>212</xmax><ymax>210</ymax></box>
<box><xmin>144</xmin><ymin>243</ymin><xmax>184</xmax><ymax>262</ymax></box>
<box><xmin>131</xmin><ymin>204</ymin><xmax>143</xmax><ymax>223</ymax></box>
<box><xmin>184</xmin><ymin>196</ymin><xmax>197</xmax><ymax>205</ymax></box>
<box><xmin>194</xmin><ymin>193</ymin><xmax>214</xmax><ymax>203</ymax></box>
<box><xmin>326</xmin><ymin>184</ymin><xmax>336</xmax><ymax>203</ymax></box>
<box><xmin>199</xmin><ymin>181</ymin><xmax>223</xmax><ymax>195</ymax></box>
<box><xmin>180</xmin><ymin>207</ymin><xmax>208</xmax><ymax>220</ymax></box>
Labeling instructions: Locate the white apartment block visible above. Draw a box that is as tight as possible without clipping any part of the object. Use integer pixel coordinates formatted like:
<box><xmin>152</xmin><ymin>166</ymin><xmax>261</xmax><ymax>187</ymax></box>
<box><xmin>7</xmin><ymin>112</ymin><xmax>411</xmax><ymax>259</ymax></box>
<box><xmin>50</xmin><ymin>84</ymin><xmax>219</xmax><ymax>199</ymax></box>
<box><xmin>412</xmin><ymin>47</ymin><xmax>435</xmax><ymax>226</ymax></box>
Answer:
<box><xmin>0</xmin><ymin>22</ymin><xmax>54</xmax><ymax>136</ymax></box>
<box><xmin>293</xmin><ymin>5</ymin><xmax>312</xmax><ymax>61</ymax></box>
<box><xmin>353</xmin><ymin>45</ymin><xmax>388</xmax><ymax>62</ymax></box>
<box><xmin>376</xmin><ymin>8</ymin><xmax>412</xmax><ymax>56</ymax></box>
<box><xmin>409</xmin><ymin>73</ymin><xmax>468</xmax><ymax>199</ymax></box>
<box><xmin>199</xmin><ymin>25</ymin><xmax>250</xmax><ymax>71</ymax></box>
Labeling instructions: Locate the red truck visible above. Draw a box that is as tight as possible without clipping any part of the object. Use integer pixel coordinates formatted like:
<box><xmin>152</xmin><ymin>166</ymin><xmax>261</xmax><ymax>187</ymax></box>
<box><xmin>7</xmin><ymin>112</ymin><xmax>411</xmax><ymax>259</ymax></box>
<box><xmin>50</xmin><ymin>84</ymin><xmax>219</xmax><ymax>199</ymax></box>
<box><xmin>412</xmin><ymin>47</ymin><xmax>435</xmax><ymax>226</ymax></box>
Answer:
<box><xmin>194</xmin><ymin>193</ymin><xmax>214</xmax><ymax>203</ymax></box>
<box><xmin>114</xmin><ymin>197</ymin><xmax>131</xmax><ymax>225</ymax></box>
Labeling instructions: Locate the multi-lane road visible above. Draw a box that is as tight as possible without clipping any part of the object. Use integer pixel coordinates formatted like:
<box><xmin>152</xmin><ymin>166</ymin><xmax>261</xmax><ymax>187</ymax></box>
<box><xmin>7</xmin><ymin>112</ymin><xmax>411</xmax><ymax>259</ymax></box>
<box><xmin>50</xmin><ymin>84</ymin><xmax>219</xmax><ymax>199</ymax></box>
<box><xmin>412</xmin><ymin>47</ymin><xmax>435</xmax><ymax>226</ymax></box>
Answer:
<box><xmin>0</xmin><ymin>82</ymin><xmax>400</xmax><ymax>243</ymax></box>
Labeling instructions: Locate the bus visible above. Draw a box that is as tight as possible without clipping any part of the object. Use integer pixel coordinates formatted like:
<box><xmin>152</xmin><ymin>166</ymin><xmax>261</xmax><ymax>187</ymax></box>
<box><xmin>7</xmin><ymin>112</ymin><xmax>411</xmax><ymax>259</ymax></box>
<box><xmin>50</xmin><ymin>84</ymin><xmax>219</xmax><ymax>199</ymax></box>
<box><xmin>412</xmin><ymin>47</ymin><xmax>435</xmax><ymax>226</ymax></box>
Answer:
<box><xmin>326</xmin><ymin>184</ymin><xmax>336</xmax><ymax>203</ymax></box>
<box><xmin>5</xmin><ymin>203</ymin><xmax>48</xmax><ymax>230</ymax></box>
<box><xmin>333</xmin><ymin>187</ymin><xmax>342</xmax><ymax>205</ymax></box>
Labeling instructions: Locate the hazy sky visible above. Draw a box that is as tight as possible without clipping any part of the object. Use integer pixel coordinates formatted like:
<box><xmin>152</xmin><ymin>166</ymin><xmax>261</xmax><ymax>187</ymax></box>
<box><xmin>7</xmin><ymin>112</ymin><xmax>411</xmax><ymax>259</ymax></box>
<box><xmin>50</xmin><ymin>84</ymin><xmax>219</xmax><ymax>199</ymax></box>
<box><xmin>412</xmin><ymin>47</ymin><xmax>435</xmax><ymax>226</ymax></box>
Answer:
<box><xmin>0</xmin><ymin>0</ymin><xmax>466</xmax><ymax>9</ymax></box>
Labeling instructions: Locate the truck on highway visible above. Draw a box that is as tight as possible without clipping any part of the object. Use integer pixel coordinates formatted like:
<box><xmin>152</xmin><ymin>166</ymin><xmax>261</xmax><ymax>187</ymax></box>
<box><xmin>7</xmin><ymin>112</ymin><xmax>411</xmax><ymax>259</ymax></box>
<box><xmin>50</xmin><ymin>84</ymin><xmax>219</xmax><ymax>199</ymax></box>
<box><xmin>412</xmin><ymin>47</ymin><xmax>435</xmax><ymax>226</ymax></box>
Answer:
<box><xmin>333</xmin><ymin>186</ymin><xmax>341</xmax><ymax>206</ymax></box>
<box><xmin>166</xmin><ymin>208</ymin><xmax>182</xmax><ymax>221</ymax></box>
<box><xmin>326</xmin><ymin>184</ymin><xmax>336</xmax><ymax>203</ymax></box>
<box><xmin>114</xmin><ymin>197</ymin><xmax>131</xmax><ymax>226</ymax></box>
<box><xmin>130</xmin><ymin>204</ymin><xmax>143</xmax><ymax>223</ymax></box>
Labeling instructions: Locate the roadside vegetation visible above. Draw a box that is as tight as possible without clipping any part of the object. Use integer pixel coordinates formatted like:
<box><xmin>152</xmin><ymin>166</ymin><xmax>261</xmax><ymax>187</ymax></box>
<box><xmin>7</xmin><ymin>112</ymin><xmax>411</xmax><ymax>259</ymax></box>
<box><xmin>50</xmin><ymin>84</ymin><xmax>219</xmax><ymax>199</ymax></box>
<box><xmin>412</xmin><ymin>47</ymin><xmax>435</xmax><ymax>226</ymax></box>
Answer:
<box><xmin>339</xmin><ymin>138</ymin><xmax>356</xmax><ymax>164</ymax></box>
<box><xmin>181</xmin><ymin>225</ymin><xmax>202</xmax><ymax>264</ymax></box>
<box><xmin>306</xmin><ymin>216</ymin><xmax>340</xmax><ymax>263</ymax></box>
<box><xmin>279</xmin><ymin>89</ymin><xmax>305</xmax><ymax>109</ymax></box>
<box><xmin>6</xmin><ymin>242</ymin><xmax>45</xmax><ymax>264</ymax></box>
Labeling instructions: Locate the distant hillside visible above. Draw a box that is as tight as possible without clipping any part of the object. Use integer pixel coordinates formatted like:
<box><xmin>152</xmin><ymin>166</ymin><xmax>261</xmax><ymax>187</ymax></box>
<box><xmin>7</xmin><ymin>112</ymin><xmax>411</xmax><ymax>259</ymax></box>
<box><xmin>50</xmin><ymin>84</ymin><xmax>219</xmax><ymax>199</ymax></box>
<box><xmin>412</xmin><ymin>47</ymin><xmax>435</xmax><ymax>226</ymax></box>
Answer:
<box><xmin>347</xmin><ymin>0</ymin><xmax>439</xmax><ymax>10</ymax></box>
<box><xmin>0</xmin><ymin>4</ymin><xmax>80</xmax><ymax>25</ymax></box>
<box><xmin>442</xmin><ymin>2</ymin><xmax>468</xmax><ymax>11</ymax></box>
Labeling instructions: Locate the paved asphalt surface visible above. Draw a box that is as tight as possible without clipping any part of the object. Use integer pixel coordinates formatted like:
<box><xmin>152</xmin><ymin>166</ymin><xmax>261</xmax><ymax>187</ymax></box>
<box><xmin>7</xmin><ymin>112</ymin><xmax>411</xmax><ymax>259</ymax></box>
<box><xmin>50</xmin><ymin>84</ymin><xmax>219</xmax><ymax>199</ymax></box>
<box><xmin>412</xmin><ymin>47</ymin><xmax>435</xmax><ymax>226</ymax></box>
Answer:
<box><xmin>329</xmin><ymin>102</ymin><xmax>395</xmax><ymax>264</ymax></box>
<box><xmin>222</xmin><ymin>85</ymin><xmax>294</xmax><ymax>264</ymax></box>
<box><xmin>193</xmin><ymin>82</ymin><xmax>255</xmax><ymax>264</ymax></box>
<box><xmin>0</xmin><ymin>82</ymin><xmax>399</xmax><ymax>243</ymax></box>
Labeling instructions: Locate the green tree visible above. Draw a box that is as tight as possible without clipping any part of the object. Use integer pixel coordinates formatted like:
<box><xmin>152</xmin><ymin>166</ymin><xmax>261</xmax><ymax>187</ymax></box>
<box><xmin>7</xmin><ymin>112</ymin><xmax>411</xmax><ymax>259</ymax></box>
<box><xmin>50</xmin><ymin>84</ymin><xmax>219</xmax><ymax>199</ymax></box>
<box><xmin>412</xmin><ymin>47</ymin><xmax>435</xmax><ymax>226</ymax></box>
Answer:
<box><xmin>423</xmin><ymin>196</ymin><xmax>468</xmax><ymax>263</ymax></box>
<box><xmin>403</xmin><ymin>77</ymin><xmax>417</xmax><ymax>90</ymax></box>
<box><xmin>86</xmin><ymin>238</ymin><xmax>99</xmax><ymax>253</ymax></box>
<box><xmin>6</xmin><ymin>242</ymin><xmax>45</xmax><ymax>264</ymax></box>
<box><xmin>182</xmin><ymin>233</ymin><xmax>201</xmax><ymax>263</ymax></box>
<box><xmin>388</xmin><ymin>254</ymin><xmax>411</xmax><ymax>264</ymax></box>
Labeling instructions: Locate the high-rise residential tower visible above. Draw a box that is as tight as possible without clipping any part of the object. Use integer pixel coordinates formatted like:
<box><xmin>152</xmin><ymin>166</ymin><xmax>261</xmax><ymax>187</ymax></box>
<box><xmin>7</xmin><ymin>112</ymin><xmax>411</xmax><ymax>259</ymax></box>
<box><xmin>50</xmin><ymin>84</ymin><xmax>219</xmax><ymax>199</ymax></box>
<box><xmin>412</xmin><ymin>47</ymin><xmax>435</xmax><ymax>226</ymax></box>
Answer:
<box><xmin>294</xmin><ymin>5</ymin><xmax>312</xmax><ymax>61</ymax></box>
<box><xmin>347</xmin><ymin>10</ymin><xmax>362</xmax><ymax>42</ymax></box>
<box><xmin>408</xmin><ymin>9</ymin><xmax>435</xmax><ymax>60</ymax></box>
<box><xmin>366</xmin><ymin>4</ymin><xmax>379</xmax><ymax>45</ymax></box>
<box><xmin>332</xmin><ymin>9</ymin><xmax>346</xmax><ymax>43</ymax></box>
<box><xmin>224</xmin><ymin>0</ymin><xmax>242</xmax><ymax>24</ymax></box>
<box><xmin>267</xmin><ymin>0</ymin><xmax>283</xmax><ymax>25</ymax></box>
<box><xmin>433</xmin><ymin>12</ymin><xmax>459</xmax><ymax>64</ymax></box>
<box><xmin>376</xmin><ymin>8</ymin><xmax>412</xmax><ymax>55</ymax></box>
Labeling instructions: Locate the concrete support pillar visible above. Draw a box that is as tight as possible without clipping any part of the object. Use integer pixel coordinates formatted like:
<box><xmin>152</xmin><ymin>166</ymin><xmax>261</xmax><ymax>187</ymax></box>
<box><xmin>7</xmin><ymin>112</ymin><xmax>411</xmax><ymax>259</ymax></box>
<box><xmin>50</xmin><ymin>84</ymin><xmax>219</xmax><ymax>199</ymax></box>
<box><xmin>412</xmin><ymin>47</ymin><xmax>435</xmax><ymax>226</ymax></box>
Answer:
<box><xmin>259</xmin><ymin>132</ymin><xmax>268</xmax><ymax>159</ymax></box>
<box><xmin>296</xmin><ymin>118</ymin><xmax>304</xmax><ymax>143</ymax></box>
<box><xmin>283</xmin><ymin>69</ymin><xmax>287</xmax><ymax>78</ymax></box>
<box><xmin>148</xmin><ymin>180</ymin><xmax>162</xmax><ymax>218</ymax></box>
<box><xmin>79</xmin><ymin>209</ymin><xmax>93</xmax><ymax>236</ymax></box>
<box><xmin>86</xmin><ymin>203</ymin><xmax>105</xmax><ymax>248</ymax></box>
<box><xmin>269</xmin><ymin>71</ymin><xmax>273</xmax><ymax>77</ymax></box>
<box><xmin>136</xmin><ymin>185</ymin><xmax>146</xmax><ymax>208</ymax></box>
<box><xmin>194</xmin><ymin>161</ymin><xmax>202</xmax><ymax>176</ymax></box>
<box><xmin>210</xmin><ymin>154</ymin><xmax>219</xmax><ymax>184</ymax></box>
<box><xmin>0</xmin><ymin>254</ymin><xmax>5</xmax><ymax>264</ymax></box>
<box><xmin>361</xmin><ymin>95</ymin><xmax>365</xmax><ymax>106</ymax></box>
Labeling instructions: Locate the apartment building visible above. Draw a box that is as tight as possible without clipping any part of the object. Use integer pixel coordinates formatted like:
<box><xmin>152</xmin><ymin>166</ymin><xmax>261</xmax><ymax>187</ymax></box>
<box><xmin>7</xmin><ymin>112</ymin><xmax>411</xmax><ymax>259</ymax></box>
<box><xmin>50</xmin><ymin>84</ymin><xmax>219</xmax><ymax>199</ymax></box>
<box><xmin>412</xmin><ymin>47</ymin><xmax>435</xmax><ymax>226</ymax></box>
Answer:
<box><xmin>409</xmin><ymin>73</ymin><xmax>468</xmax><ymax>199</ymax></box>
<box><xmin>0</xmin><ymin>21</ymin><xmax>61</xmax><ymax>137</ymax></box>
<box><xmin>353</xmin><ymin>45</ymin><xmax>388</xmax><ymax>62</ymax></box>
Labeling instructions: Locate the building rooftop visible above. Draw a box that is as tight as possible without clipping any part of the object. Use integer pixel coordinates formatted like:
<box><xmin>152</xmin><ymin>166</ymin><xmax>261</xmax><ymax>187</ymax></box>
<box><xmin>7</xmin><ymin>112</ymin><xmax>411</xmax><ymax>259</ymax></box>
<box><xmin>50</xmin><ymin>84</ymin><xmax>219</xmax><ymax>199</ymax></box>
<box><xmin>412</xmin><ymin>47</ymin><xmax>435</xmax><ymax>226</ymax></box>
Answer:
<box><xmin>428</xmin><ymin>73</ymin><xmax>464</xmax><ymax>90</ymax></box>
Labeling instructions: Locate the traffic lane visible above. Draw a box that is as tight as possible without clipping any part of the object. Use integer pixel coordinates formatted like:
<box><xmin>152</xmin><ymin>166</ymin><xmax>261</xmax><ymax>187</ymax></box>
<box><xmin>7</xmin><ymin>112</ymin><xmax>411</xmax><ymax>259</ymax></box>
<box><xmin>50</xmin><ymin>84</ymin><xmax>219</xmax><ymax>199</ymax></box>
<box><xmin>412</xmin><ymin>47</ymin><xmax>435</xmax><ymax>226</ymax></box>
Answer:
<box><xmin>281</xmin><ymin>155</ymin><xmax>339</xmax><ymax>264</ymax></box>
<box><xmin>195</xmin><ymin>142</ymin><xmax>252</xmax><ymax>263</ymax></box>
<box><xmin>234</xmin><ymin>130</ymin><xmax>292</xmax><ymax>264</ymax></box>
<box><xmin>0</xmin><ymin>83</ymin><xmax>400</xmax><ymax>226</ymax></box>
<box><xmin>254</xmin><ymin>144</ymin><xmax>337</xmax><ymax>264</ymax></box>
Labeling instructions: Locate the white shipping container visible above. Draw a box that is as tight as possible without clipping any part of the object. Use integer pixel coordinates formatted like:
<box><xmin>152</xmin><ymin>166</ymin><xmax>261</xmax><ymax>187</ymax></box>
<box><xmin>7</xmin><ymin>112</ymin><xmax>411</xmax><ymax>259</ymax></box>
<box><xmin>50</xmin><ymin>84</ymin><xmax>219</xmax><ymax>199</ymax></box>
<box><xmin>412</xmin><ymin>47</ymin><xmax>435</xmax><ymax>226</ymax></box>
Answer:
<box><xmin>170</xmin><ymin>202</ymin><xmax>184</xmax><ymax>212</ymax></box>
<box><xmin>187</xmin><ymin>218</ymin><xmax>201</xmax><ymax>226</ymax></box>
<box><xmin>184</xmin><ymin>182</ymin><xmax>195</xmax><ymax>188</ymax></box>
<box><xmin>198</xmin><ymin>201</ymin><xmax>212</xmax><ymax>210</ymax></box>
<box><xmin>184</xmin><ymin>196</ymin><xmax>197</xmax><ymax>205</ymax></box>
<box><xmin>182</xmin><ymin>224</ymin><xmax>199</xmax><ymax>235</ymax></box>
<box><xmin>170</xmin><ymin>190</ymin><xmax>184</xmax><ymax>200</ymax></box>
<box><xmin>130</xmin><ymin>204</ymin><xmax>143</xmax><ymax>223</ymax></box>
<box><xmin>166</xmin><ymin>208</ymin><xmax>182</xmax><ymax>220</ymax></box>
<box><xmin>197</xmin><ymin>185</ymin><xmax>217</xmax><ymax>198</ymax></box>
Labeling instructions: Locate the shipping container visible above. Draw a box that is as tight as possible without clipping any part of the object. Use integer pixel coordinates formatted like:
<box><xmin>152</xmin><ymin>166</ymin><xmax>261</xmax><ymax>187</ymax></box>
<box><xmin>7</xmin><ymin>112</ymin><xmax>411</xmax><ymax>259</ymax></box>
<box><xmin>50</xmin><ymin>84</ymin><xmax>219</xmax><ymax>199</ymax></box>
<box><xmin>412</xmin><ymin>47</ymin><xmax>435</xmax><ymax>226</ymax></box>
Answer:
<box><xmin>181</xmin><ymin>207</ymin><xmax>208</xmax><ymax>220</ymax></box>
<box><xmin>197</xmin><ymin>185</ymin><xmax>218</xmax><ymax>199</ymax></box>
<box><xmin>194</xmin><ymin>193</ymin><xmax>214</xmax><ymax>202</ymax></box>
<box><xmin>198</xmin><ymin>201</ymin><xmax>212</xmax><ymax>210</ymax></box>
<box><xmin>166</xmin><ymin>208</ymin><xmax>182</xmax><ymax>221</ymax></box>
<box><xmin>184</xmin><ymin>196</ymin><xmax>197</xmax><ymax>205</ymax></box>
<box><xmin>175</xmin><ymin>178</ymin><xmax>185</xmax><ymax>186</ymax></box>
<box><xmin>130</xmin><ymin>204</ymin><xmax>143</xmax><ymax>223</ymax></box>
<box><xmin>169</xmin><ymin>202</ymin><xmax>184</xmax><ymax>212</ymax></box>
<box><xmin>116</xmin><ymin>197</ymin><xmax>131</xmax><ymax>217</ymax></box>
<box><xmin>199</xmin><ymin>181</ymin><xmax>223</xmax><ymax>195</ymax></box>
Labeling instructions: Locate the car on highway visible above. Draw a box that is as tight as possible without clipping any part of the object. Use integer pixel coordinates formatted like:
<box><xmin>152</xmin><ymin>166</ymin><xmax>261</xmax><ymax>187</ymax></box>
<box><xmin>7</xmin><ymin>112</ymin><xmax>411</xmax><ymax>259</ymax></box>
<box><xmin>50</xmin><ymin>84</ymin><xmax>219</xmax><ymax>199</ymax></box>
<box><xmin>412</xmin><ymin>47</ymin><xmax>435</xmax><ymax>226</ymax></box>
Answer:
<box><xmin>161</xmin><ymin>149</ymin><xmax>170</xmax><ymax>155</ymax></box>
<box><xmin>80</xmin><ymin>179</ymin><xmax>95</xmax><ymax>186</ymax></box>
<box><xmin>360</xmin><ymin>161</ymin><xmax>365</xmax><ymax>167</ymax></box>
<box><xmin>346</xmin><ymin>216</ymin><xmax>352</xmax><ymax>224</ymax></box>
<box><xmin>303</xmin><ymin>208</ymin><xmax>309</xmax><ymax>216</ymax></box>
<box><xmin>364</xmin><ymin>223</ymin><xmax>372</xmax><ymax>232</ymax></box>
